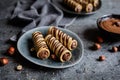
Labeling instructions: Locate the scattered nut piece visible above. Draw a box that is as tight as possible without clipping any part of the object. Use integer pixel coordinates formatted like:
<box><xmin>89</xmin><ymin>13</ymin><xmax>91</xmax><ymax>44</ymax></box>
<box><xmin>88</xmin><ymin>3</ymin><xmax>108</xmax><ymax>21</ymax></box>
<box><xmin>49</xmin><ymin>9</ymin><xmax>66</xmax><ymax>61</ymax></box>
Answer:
<box><xmin>96</xmin><ymin>36</ymin><xmax>103</xmax><ymax>43</ymax></box>
<box><xmin>99</xmin><ymin>55</ymin><xmax>106</xmax><ymax>61</ymax></box>
<box><xmin>0</xmin><ymin>57</ymin><xmax>9</xmax><ymax>66</ymax></box>
<box><xmin>51</xmin><ymin>54</ymin><xmax>57</xmax><ymax>61</ymax></box>
<box><xmin>16</xmin><ymin>65</ymin><xmax>23</xmax><ymax>71</ymax></box>
<box><xmin>30</xmin><ymin>47</ymin><xmax>35</xmax><ymax>52</ymax></box>
<box><xmin>8</xmin><ymin>46</ymin><xmax>15</xmax><ymax>55</ymax></box>
<box><xmin>94</xmin><ymin>43</ymin><xmax>101</xmax><ymax>50</ymax></box>
<box><xmin>112</xmin><ymin>46</ymin><xmax>118</xmax><ymax>52</ymax></box>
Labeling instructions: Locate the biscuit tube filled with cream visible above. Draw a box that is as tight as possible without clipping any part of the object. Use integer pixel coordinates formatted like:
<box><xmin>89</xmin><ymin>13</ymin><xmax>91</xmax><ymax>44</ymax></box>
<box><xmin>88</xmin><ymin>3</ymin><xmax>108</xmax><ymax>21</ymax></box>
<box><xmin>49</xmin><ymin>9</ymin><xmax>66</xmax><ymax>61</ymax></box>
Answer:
<box><xmin>32</xmin><ymin>31</ymin><xmax>50</xmax><ymax>60</ymax></box>
<box><xmin>45</xmin><ymin>34</ymin><xmax>72</xmax><ymax>62</ymax></box>
<box><xmin>79</xmin><ymin>1</ymin><xmax>93</xmax><ymax>13</ymax></box>
<box><xmin>89</xmin><ymin>0</ymin><xmax>99</xmax><ymax>7</ymax></box>
<box><xmin>85</xmin><ymin>3</ymin><xmax>93</xmax><ymax>13</ymax></box>
<box><xmin>48</xmin><ymin>26</ymin><xmax>78</xmax><ymax>50</ymax></box>
<box><xmin>75</xmin><ymin>0</ymin><xmax>99</xmax><ymax>8</ymax></box>
<box><xmin>63</xmin><ymin>0</ymin><xmax>82</xmax><ymax>13</ymax></box>
<box><xmin>75</xmin><ymin>0</ymin><xmax>96</xmax><ymax>12</ymax></box>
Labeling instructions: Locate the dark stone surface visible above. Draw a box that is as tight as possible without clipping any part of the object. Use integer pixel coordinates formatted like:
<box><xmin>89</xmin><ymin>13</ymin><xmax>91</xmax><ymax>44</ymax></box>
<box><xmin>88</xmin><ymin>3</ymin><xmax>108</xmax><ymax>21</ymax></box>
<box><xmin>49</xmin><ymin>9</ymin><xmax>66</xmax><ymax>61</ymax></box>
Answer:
<box><xmin>0</xmin><ymin>0</ymin><xmax>120</xmax><ymax>80</ymax></box>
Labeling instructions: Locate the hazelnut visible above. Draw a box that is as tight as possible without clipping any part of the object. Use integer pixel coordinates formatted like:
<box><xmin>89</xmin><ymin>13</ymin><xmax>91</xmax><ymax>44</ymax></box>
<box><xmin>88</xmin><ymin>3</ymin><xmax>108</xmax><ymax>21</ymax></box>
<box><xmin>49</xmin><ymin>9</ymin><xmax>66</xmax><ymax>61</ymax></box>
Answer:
<box><xmin>0</xmin><ymin>57</ymin><xmax>9</xmax><ymax>66</ymax></box>
<box><xmin>94</xmin><ymin>43</ymin><xmax>101</xmax><ymax>50</ymax></box>
<box><xmin>96</xmin><ymin>36</ymin><xmax>103</xmax><ymax>43</ymax></box>
<box><xmin>112</xmin><ymin>46</ymin><xmax>118</xmax><ymax>52</ymax></box>
<box><xmin>99</xmin><ymin>55</ymin><xmax>106</xmax><ymax>61</ymax></box>
<box><xmin>8</xmin><ymin>46</ymin><xmax>15</xmax><ymax>55</ymax></box>
<box><xmin>51</xmin><ymin>54</ymin><xmax>57</xmax><ymax>61</ymax></box>
<box><xmin>16</xmin><ymin>64</ymin><xmax>23</xmax><ymax>71</ymax></box>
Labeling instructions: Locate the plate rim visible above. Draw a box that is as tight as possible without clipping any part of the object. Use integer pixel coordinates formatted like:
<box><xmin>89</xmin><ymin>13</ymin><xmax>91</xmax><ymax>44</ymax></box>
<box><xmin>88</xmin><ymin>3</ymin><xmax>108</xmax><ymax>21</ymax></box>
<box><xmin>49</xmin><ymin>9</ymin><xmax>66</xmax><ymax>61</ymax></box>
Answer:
<box><xmin>51</xmin><ymin>0</ymin><xmax>102</xmax><ymax>15</ymax></box>
<box><xmin>17</xmin><ymin>26</ymin><xmax>84</xmax><ymax>68</ymax></box>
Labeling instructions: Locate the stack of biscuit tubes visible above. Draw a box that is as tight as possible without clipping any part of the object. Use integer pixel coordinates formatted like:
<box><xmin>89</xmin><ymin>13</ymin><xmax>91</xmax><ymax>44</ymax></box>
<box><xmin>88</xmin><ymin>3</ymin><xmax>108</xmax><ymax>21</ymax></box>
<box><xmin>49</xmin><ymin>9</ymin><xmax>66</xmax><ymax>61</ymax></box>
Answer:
<box><xmin>63</xmin><ymin>0</ymin><xmax>99</xmax><ymax>13</ymax></box>
<box><xmin>75</xmin><ymin>0</ymin><xmax>93</xmax><ymax>13</ymax></box>
<box><xmin>75</xmin><ymin>0</ymin><xmax>99</xmax><ymax>8</ymax></box>
<box><xmin>32</xmin><ymin>31</ymin><xmax>50</xmax><ymax>60</ymax></box>
<box><xmin>48</xmin><ymin>26</ymin><xmax>78</xmax><ymax>50</ymax></box>
<box><xmin>45</xmin><ymin>34</ymin><xmax>72</xmax><ymax>62</ymax></box>
<box><xmin>63</xmin><ymin>0</ymin><xmax>83</xmax><ymax>13</ymax></box>
<box><xmin>89</xmin><ymin>0</ymin><xmax>99</xmax><ymax>7</ymax></box>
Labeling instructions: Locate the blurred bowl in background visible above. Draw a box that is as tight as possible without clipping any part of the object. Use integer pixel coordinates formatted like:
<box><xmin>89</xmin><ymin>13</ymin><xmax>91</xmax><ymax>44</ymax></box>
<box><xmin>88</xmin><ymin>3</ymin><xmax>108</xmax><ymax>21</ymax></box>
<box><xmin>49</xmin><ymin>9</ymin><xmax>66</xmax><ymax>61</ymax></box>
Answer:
<box><xmin>51</xmin><ymin>0</ymin><xmax>102</xmax><ymax>15</ymax></box>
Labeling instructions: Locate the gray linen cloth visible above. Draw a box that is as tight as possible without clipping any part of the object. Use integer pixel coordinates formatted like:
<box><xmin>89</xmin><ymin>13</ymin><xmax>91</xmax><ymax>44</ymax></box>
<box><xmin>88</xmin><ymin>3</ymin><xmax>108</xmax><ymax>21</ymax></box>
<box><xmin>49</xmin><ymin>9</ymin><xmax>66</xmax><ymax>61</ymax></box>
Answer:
<box><xmin>10</xmin><ymin>0</ymin><xmax>76</xmax><ymax>41</ymax></box>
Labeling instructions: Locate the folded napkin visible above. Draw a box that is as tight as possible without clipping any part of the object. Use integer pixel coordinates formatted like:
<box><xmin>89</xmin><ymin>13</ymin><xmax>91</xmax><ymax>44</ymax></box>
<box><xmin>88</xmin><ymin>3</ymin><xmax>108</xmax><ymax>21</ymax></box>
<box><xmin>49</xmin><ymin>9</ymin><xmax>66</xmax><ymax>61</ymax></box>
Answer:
<box><xmin>10</xmin><ymin>0</ymin><xmax>76</xmax><ymax>41</ymax></box>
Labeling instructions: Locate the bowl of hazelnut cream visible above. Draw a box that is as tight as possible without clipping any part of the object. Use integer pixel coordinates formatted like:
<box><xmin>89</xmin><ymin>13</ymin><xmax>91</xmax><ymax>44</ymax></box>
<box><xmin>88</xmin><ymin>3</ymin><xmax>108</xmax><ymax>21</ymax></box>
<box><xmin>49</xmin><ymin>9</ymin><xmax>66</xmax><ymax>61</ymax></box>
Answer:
<box><xmin>97</xmin><ymin>14</ymin><xmax>120</xmax><ymax>39</ymax></box>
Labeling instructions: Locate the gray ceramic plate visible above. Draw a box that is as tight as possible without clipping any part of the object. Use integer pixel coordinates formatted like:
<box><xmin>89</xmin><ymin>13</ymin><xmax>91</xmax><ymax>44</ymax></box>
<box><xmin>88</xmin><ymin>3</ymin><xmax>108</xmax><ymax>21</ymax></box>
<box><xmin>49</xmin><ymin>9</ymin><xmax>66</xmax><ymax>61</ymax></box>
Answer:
<box><xmin>51</xmin><ymin>0</ymin><xmax>101</xmax><ymax>15</ymax></box>
<box><xmin>17</xmin><ymin>26</ymin><xmax>83</xmax><ymax>68</ymax></box>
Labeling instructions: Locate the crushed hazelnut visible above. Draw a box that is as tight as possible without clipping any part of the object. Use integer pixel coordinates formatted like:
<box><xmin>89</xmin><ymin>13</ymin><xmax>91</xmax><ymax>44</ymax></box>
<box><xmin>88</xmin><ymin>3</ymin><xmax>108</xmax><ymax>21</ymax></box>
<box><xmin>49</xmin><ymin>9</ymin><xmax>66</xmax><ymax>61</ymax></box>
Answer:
<box><xmin>16</xmin><ymin>64</ymin><xmax>23</xmax><ymax>71</ymax></box>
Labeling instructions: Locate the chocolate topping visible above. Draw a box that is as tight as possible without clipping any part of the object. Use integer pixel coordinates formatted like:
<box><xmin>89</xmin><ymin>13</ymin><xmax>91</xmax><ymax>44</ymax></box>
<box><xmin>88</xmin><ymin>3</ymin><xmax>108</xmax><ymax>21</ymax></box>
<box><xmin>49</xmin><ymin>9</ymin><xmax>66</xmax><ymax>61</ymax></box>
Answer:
<box><xmin>58</xmin><ymin>46</ymin><xmax>63</xmax><ymax>55</ymax></box>
<box><xmin>38</xmin><ymin>44</ymin><xmax>47</xmax><ymax>49</ymax></box>
<box><xmin>52</xmin><ymin>40</ymin><xmax>58</xmax><ymax>51</ymax></box>
<box><xmin>59</xmin><ymin>46</ymin><xmax>65</xmax><ymax>54</ymax></box>
<box><xmin>53</xmin><ymin>27</ymin><xmax>57</xmax><ymax>37</ymax></box>
<box><xmin>53</xmin><ymin>41</ymin><xmax>59</xmax><ymax>50</ymax></box>
<box><xmin>60</xmin><ymin>32</ymin><xmax>64</xmax><ymax>42</ymax></box>
<box><xmin>51</xmin><ymin>38</ymin><xmax>57</xmax><ymax>46</ymax></box>
<box><xmin>47</xmin><ymin>35</ymin><xmax>52</xmax><ymax>40</ymax></box>
<box><xmin>100</xmin><ymin>18</ymin><xmax>120</xmax><ymax>34</ymax></box>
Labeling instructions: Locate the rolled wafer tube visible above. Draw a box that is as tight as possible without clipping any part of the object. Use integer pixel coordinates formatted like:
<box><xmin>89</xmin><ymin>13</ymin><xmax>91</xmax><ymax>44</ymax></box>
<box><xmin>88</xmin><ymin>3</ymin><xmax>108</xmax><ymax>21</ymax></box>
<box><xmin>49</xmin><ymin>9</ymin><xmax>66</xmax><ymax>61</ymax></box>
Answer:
<box><xmin>63</xmin><ymin>0</ymin><xmax>82</xmax><ymax>13</ymax></box>
<box><xmin>78</xmin><ymin>1</ymin><xmax>93</xmax><ymax>13</ymax></box>
<box><xmin>85</xmin><ymin>3</ymin><xmax>93</xmax><ymax>13</ymax></box>
<box><xmin>48</xmin><ymin>26</ymin><xmax>78</xmax><ymax>50</ymax></box>
<box><xmin>89</xmin><ymin>0</ymin><xmax>99</xmax><ymax>7</ymax></box>
<box><xmin>75</xmin><ymin>0</ymin><xmax>97</xmax><ymax>12</ymax></box>
<box><xmin>32</xmin><ymin>31</ymin><xmax>50</xmax><ymax>60</ymax></box>
<box><xmin>45</xmin><ymin>34</ymin><xmax>72</xmax><ymax>62</ymax></box>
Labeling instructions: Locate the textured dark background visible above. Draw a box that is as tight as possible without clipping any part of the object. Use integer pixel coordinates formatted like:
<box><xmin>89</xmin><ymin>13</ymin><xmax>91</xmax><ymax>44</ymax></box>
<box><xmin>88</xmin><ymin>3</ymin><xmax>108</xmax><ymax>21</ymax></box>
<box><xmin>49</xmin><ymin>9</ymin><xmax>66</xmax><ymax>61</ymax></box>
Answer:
<box><xmin>0</xmin><ymin>0</ymin><xmax>120</xmax><ymax>80</ymax></box>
